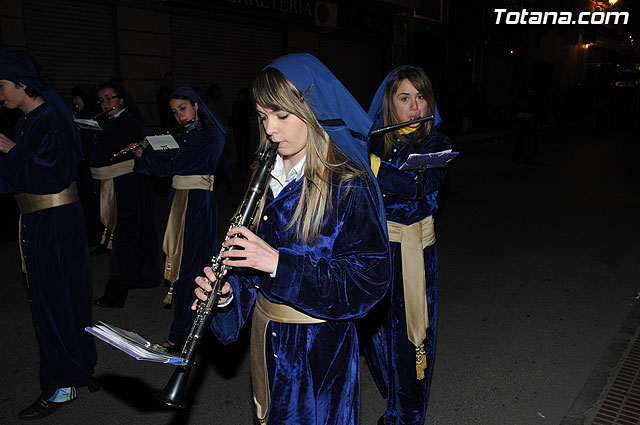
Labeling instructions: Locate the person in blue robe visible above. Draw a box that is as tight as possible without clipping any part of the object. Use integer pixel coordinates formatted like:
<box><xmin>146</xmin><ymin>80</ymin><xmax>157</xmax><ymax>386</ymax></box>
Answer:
<box><xmin>0</xmin><ymin>48</ymin><xmax>97</xmax><ymax>420</ymax></box>
<box><xmin>193</xmin><ymin>53</ymin><xmax>391</xmax><ymax>425</ymax></box>
<box><xmin>133</xmin><ymin>86</ymin><xmax>225</xmax><ymax>352</ymax></box>
<box><xmin>361</xmin><ymin>66</ymin><xmax>452</xmax><ymax>425</ymax></box>
<box><xmin>91</xmin><ymin>80</ymin><xmax>160</xmax><ymax>308</ymax></box>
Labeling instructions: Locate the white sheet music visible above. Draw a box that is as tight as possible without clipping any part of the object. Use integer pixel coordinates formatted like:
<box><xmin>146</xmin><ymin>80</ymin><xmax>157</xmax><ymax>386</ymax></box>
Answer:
<box><xmin>85</xmin><ymin>321</ymin><xmax>185</xmax><ymax>365</ymax></box>
<box><xmin>146</xmin><ymin>134</ymin><xmax>180</xmax><ymax>151</ymax></box>
<box><xmin>73</xmin><ymin>118</ymin><xmax>102</xmax><ymax>131</ymax></box>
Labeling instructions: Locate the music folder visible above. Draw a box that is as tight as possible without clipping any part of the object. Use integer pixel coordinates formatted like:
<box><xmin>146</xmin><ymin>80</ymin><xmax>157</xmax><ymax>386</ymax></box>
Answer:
<box><xmin>85</xmin><ymin>321</ymin><xmax>185</xmax><ymax>365</ymax></box>
<box><xmin>146</xmin><ymin>134</ymin><xmax>180</xmax><ymax>151</ymax></box>
<box><xmin>398</xmin><ymin>149</ymin><xmax>459</xmax><ymax>171</ymax></box>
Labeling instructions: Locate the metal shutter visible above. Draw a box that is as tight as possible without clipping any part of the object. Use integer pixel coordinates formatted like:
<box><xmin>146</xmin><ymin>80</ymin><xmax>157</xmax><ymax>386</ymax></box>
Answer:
<box><xmin>171</xmin><ymin>14</ymin><xmax>283</xmax><ymax>113</ymax></box>
<box><xmin>22</xmin><ymin>0</ymin><xmax>116</xmax><ymax>106</ymax></box>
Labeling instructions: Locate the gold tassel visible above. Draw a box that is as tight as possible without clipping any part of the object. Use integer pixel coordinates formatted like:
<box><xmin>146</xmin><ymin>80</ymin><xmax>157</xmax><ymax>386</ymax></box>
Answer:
<box><xmin>258</xmin><ymin>419</ymin><xmax>267</xmax><ymax>425</ymax></box>
<box><xmin>100</xmin><ymin>227</ymin><xmax>108</xmax><ymax>245</ymax></box>
<box><xmin>163</xmin><ymin>284</ymin><xmax>173</xmax><ymax>305</ymax></box>
<box><xmin>416</xmin><ymin>344</ymin><xmax>427</xmax><ymax>380</ymax></box>
<box><xmin>107</xmin><ymin>233</ymin><xmax>113</xmax><ymax>250</ymax></box>
<box><xmin>164</xmin><ymin>261</ymin><xmax>173</xmax><ymax>281</ymax></box>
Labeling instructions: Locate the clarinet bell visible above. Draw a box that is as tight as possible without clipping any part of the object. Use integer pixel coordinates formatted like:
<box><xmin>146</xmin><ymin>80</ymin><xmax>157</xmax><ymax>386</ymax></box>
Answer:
<box><xmin>156</xmin><ymin>365</ymin><xmax>191</xmax><ymax>408</ymax></box>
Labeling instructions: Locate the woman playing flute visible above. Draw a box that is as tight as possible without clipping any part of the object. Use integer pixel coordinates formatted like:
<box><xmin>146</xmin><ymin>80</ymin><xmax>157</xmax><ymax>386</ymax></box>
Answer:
<box><xmin>133</xmin><ymin>86</ymin><xmax>226</xmax><ymax>352</ymax></box>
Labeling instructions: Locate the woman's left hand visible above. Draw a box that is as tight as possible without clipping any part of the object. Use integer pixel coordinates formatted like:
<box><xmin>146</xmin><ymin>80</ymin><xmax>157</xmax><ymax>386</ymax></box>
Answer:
<box><xmin>221</xmin><ymin>226</ymin><xmax>279</xmax><ymax>275</ymax></box>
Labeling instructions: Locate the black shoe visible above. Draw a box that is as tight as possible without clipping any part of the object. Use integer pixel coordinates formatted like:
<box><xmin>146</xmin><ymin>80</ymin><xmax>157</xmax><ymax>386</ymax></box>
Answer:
<box><xmin>18</xmin><ymin>397</ymin><xmax>74</xmax><ymax>420</ymax></box>
<box><xmin>93</xmin><ymin>297</ymin><xmax>124</xmax><ymax>308</ymax></box>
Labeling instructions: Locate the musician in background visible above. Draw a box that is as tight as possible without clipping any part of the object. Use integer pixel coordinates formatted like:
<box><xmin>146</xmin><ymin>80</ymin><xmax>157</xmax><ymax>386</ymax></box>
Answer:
<box><xmin>71</xmin><ymin>83</ymin><xmax>101</xmax><ymax>247</ymax></box>
<box><xmin>133</xmin><ymin>86</ymin><xmax>225</xmax><ymax>353</ymax></box>
<box><xmin>360</xmin><ymin>66</ymin><xmax>451</xmax><ymax>425</ymax></box>
<box><xmin>90</xmin><ymin>80</ymin><xmax>160</xmax><ymax>308</ymax></box>
<box><xmin>193</xmin><ymin>54</ymin><xmax>391</xmax><ymax>425</ymax></box>
<box><xmin>0</xmin><ymin>48</ymin><xmax>97</xmax><ymax>420</ymax></box>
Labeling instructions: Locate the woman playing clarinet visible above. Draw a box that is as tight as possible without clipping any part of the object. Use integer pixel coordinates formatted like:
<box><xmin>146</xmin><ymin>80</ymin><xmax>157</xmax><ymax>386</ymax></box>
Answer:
<box><xmin>360</xmin><ymin>66</ymin><xmax>452</xmax><ymax>425</ymax></box>
<box><xmin>193</xmin><ymin>54</ymin><xmax>391</xmax><ymax>425</ymax></box>
<box><xmin>133</xmin><ymin>86</ymin><xmax>226</xmax><ymax>352</ymax></box>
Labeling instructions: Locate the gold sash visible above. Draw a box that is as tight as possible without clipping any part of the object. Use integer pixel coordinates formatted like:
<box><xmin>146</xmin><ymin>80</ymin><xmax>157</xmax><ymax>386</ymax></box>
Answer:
<box><xmin>387</xmin><ymin>215</ymin><xmax>436</xmax><ymax>379</ymax></box>
<box><xmin>14</xmin><ymin>181</ymin><xmax>79</xmax><ymax>214</ymax></box>
<box><xmin>89</xmin><ymin>160</ymin><xmax>134</xmax><ymax>234</ymax></box>
<box><xmin>15</xmin><ymin>182</ymin><xmax>80</xmax><ymax>273</ymax></box>
<box><xmin>250</xmin><ymin>293</ymin><xmax>326</xmax><ymax>422</ymax></box>
<box><xmin>162</xmin><ymin>175</ymin><xmax>215</xmax><ymax>284</ymax></box>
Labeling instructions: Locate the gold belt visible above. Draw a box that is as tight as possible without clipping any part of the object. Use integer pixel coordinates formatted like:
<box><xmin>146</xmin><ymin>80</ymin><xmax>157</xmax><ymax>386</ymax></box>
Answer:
<box><xmin>171</xmin><ymin>174</ymin><xmax>214</xmax><ymax>191</ymax></box>
<box><xmin>162</xmin><ymin>175</ymin><xmax>215</xmax><ymax>285</ymax></box>
<box><xmin>15</xmin><ymin>182</ymin><xmax>79</xmax><ymax>273</ymax></box>
<box><xmin>14</xmin><ymin>181</ymin><xmax>79</xmax><ymax>214</ymax></box>
<box><xmin>250</xmin><ymin>293</ymin><xmax>325</xmax><ymax>422</ymax></box>
<box><xmin>90</xmin><ymin>160</ymin><xmax>134</xmax><ymax>233</ymax></box>
<box><xmin>387</xmin><ymin>215</ymin><xmax>436</xmax><ymax>379</ymax></box>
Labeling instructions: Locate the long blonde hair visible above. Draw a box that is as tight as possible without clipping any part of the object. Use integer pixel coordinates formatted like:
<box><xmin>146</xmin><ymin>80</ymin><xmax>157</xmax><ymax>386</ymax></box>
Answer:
<box><xmin>380</xmin><ymin>67</ymin><xmax>436</xmax><ymax>159</ymax></box>
<box><xmin>251</xmin><ymin>67</ymin><xmax>362</xmax><ymax>243</ymax></box>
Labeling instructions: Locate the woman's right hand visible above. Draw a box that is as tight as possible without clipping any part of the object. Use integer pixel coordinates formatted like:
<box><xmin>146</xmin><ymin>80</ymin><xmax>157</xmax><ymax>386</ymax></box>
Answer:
<box><xmin>132</xmin><ymin>139</ymin><xmax>149</xmax><ymax>158</ymax></box>
<box><xmin>192</xmin><ymin>267</ymin><xmax>233</xmax><ymax>310</ymax></box>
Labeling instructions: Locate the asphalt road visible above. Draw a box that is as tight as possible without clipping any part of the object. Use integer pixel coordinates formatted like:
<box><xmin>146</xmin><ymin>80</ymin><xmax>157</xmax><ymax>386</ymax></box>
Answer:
<box><xmin>0</xmin><ymin>125</ymin><xmax>638</xmax><ymax>425</ymax></box>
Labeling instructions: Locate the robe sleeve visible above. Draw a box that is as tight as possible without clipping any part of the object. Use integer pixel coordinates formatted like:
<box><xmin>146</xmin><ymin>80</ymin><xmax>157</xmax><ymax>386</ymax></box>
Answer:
<box><xmin>210</xmin><ymin>274</ymin><xmax>258</xmax><ymax>344</ymax></box>
<box><xmin>1</xmin><ymin>128</ymin><xmax>76</xmax><ymax>194</ymax></box>
<box><xmin>258</xmin><ymin>175</ymin><xmax>391</xmax><ymax>320</ymax></box>
<box><xmin>137</xmin><ymin>127</ymin><xmax>224</xmax><ymax>177</ymax></box>
<box><xmin>376</xmin><ymin>132</ymin><xmax>452</xmax><ymax>200</ymax></box>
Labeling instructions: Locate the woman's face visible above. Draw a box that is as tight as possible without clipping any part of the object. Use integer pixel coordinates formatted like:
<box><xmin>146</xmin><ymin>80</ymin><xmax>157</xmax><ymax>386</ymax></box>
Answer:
<box><xmin>256</xmin><ymin>104</ymin><xmax>307</xmax><ymax>164</ymax></box>
<box><xmin>170</xmin><ymin>98</ymin><xmax>199</xmax><ymax>125</ymax></box>
<box><xmin>97</xmin><ymin>87</ymin><xmax>124</xmax><ymax>116</ymax></box>
<box><xmin>72</xmin><ymin>95</ymin><xmax>85</xmax><ymax>112</ymax></box>
<box><xmin>391</xmin><ymin>78</ymin><xmax>428</xmax><ymax>127</ymax></box>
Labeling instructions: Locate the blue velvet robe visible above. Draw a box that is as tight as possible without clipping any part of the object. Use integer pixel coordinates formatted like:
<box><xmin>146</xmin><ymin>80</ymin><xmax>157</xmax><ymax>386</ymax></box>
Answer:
<box><xmin>211</xmin><ymin>170</ymin><xmax>391</xmax><ymax>425</ymax></box>
<box><xmin>91</xmin><ymin>113</ymin><xmax>160</xmax><ymax>288</ymax></box>
<box><xmin>0</xmin><ymin>102</ymin><xmax>97</xmax><ymax>395</ymax></box>
<box><xmin>135</xmin><ymin>122</ymin><xmax>224</xmax><ymax>345</ymax></box>
<box><xmin>360</xmin><ymin>130</ymin><xmax>451</xmax><ymax>425</ymax></box>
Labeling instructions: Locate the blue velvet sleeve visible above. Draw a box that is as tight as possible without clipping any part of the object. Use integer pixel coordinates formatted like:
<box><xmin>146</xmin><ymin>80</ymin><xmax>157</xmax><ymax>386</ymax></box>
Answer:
<box><xmin>376</xmin><ymin>132</ymin><xmax>452</xmax><ymax>200</ymax></box>
<box><xmin>1</xmin><ymin>128</ymin><xmax>76</xmax><ymax>194</ymax></box>
<box><xmin>137</xmin><ymin>127</ymin><xmax>224</xmax><ymax>177</ymax></box>
<box><xmin>259</xmin><ymin>175</ymin><xmax>391</xmax><ymax>320</ymax></box>
<box><xmin>210</xmin><ymin>274</ymin><xmax>257</xmax><ymax>344</ymax></box>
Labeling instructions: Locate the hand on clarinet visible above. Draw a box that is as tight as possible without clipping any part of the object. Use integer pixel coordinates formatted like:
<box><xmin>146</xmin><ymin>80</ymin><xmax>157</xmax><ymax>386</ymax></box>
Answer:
<box><xmin>192</xmin><ymin>268</ymin><xmax>232</xmax><ymax>309</ymax></box>
<box><xmin>131</xmin><ymin>139</ymin><xmax>148</xmax><ymax>158</ymax></box>
<box><xmin>220</xmin><ymin>226</ymin><xmax>279</xmax><ymax>274</ymax></box>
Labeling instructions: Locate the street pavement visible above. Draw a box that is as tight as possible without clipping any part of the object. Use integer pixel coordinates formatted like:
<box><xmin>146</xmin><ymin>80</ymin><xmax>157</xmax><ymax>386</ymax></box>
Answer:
<box><xmin>0</xmin><ymin>126</ymin><xmax>638</xmax><ymax>425</ymax></box>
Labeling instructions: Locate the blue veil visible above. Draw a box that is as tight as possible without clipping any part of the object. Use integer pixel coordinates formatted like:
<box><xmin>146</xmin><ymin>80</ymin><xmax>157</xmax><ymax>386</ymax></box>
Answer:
<box><xmin>170</xmin><ymin>86</ymin><xmax>227</xmax><ymax>137</ymax></box>
<box><xmin>0</xmin><ymin>48</ymin><xmax>82</xmax><ymax>194</ymax></box>
<box><xmin>267</xmin><ymin>53</ymin><xmax>387</xmax><ymax>232</ymax></box>
<box><xmin>367</xmin><ymin>65</ymin><xmax>442</xmax><ymax>132</ymax></box>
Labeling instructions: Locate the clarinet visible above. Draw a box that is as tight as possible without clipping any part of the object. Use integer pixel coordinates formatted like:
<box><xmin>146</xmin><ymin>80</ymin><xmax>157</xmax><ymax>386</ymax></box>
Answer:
<box><xmin>156</xmin><ymin>141</ymin><xmax>279</xmax><ymax>408</ymax></box>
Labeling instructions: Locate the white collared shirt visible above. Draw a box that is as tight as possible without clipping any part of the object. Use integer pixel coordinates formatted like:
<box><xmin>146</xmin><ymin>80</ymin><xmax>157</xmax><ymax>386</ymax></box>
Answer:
<box><xmin>110</xmin><ymin>107</ymin><xmax>127</xmax><ymax>118</ymax></box>
<box><xmin>269</xmin><ymin>154</ymin><xmax>306</xmax><ymax>198</ymax></box>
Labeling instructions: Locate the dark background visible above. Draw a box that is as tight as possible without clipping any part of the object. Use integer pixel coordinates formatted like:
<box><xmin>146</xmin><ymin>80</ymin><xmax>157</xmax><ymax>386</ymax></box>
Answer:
<box><xmin>0</xmin><ymin>1</ymin><xmax>639</xmax><ymax>424</ymax></box>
